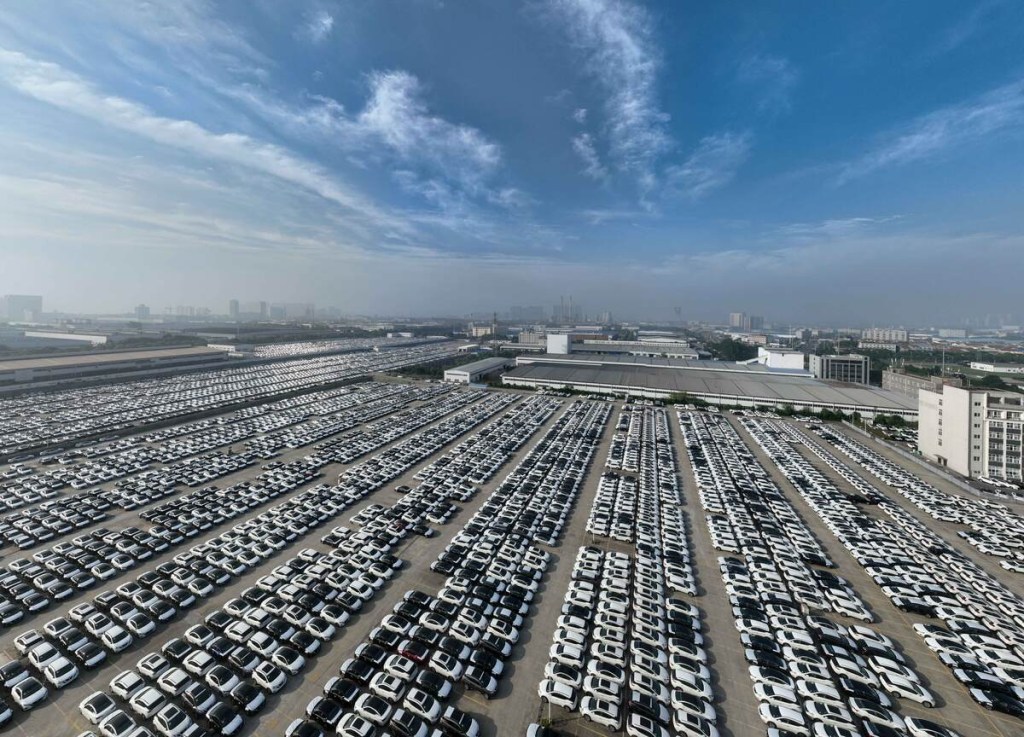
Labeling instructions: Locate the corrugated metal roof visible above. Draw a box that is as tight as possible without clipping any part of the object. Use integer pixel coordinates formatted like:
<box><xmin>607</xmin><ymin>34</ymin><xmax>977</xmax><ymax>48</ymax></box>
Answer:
<box><xmin>504</xmin><ymin>363</ymin><xmax>916</xmax><ymax>411</ymax></box>
<box><xmin>444</xmin><ymin>357</ymin><xmax>512</xmax><ymax>375</ymax></box>
<box><xmin>0</xmin><ymin>346</ymin><xmax>226</xmax><ymax>372</ymax></box>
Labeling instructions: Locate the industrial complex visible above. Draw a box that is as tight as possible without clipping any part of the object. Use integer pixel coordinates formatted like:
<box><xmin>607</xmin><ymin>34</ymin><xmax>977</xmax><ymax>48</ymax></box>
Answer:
<box><xmin>502</xmin><ymin>353</ymin><xmax>917</xmax><ymax>419</ymax></box>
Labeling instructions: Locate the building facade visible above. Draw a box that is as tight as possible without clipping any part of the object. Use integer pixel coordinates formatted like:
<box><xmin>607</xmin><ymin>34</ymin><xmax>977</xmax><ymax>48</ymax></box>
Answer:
<box><xmin>919</xmin><ymin>385</ymin><xmax>1024</xmax><ymax>481</ymax></box>
<box><xmin>756</xmin><ymin>347</ymin><xmax>807</xmax><ymax>371</ymax></box>
<box><xmin>882</xmin><ymin>368</ymin><xmax>962</xmax><ymax>399</ymax></box>
<box><xmin>970</xmin><ymin>362</ymin><xmax>1024</xmax><ymax>375</ymax></box>
<box><xmin>443</xmin><ymin>357</ymin><xmax>513</xmax><ymax>384</ymax></box>
<box><xmin>809</xmin><ymin>354</ymin><xmax>870</xmax><ymax>385</ymax></box>
<box><xmin>862</xmin><ymin>328</ymin><xmax>908</xmax><ymax>343</ymax></box>
<box><xmin>2</xmin><ymin>295</ymin><xmax>42</xmax><ymax>322</ymax></box>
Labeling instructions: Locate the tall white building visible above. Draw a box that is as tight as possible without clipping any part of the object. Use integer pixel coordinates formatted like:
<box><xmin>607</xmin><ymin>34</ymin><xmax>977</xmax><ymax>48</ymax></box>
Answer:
<box><xmin>861</xmin><ymin>327</ymin><xmax>908</xmax><ymax>343</ymax></box>
<box><xmin>919</xmin><ymin>385</ymin><xmax>1024</xmax><ymax>481</ymax></box>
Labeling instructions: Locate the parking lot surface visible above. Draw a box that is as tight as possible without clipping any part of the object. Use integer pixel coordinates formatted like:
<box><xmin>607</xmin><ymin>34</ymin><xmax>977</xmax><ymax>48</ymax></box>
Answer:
<box><xmin>1</xmin><ymin>386</ymin><xmax>1023</xmax><ymax>737</ymax></box>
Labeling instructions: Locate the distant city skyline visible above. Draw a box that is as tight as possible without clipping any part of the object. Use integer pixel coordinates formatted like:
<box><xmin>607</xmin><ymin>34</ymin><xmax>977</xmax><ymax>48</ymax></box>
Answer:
<box><xmin>3</xmin><ymin>290</ymin><xmax>1020</xmax><ymax>332</ymax></box>
<box><xmin>1</xmin><ymin>2</ymin><xmax>1022</xmax><ymax>322</ymax></box>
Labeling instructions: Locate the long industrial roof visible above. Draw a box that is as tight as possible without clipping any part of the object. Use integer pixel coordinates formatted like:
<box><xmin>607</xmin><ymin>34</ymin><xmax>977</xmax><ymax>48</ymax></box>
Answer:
<box><xmin>505</xmin><ymin>363</ymin><xmax>917</xmax><ymax>411</ymax></box>
<box><xmin>444</xmin><ymin>356</ymin><xmax>512</xmax><ymax>375</ymax></box>
<box><xmin>0</xmin><ymin>346</ymin><xmax>226</xmax><ymax>372</ymax></box>
<box><xmin>518</xmin><ymin>353</ymin><xmax>801</xmax><ymax>374</ymax></box>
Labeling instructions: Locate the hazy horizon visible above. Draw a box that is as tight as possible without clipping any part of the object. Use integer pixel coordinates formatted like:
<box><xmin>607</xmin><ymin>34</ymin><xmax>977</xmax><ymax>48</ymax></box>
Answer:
<box><xmin>2</xmin><ymin>1</ymin><xmax>1022</xmax><ymax>324</ymax></box>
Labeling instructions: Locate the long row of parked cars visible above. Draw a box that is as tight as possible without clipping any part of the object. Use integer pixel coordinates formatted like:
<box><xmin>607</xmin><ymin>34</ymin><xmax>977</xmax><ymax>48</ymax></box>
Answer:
<box><xmin>540</xmin><ymin>405</ymin><xmax>707</xmax><ymax>737</ymax></box>
<box><xmin>810</xmin><ymin>426</ymin><xmax>1024</xmax><ymax>571</ymax></box>
<box><xmin>679</xmin><ymin>411</ymin><xmax>948</xmax><ymax>737</ymax></box>
<box><xmin>0</xmin><ymin>453</ymin><xmax>355</xmax><ymax>729</ymax></box>
<box><xmin>65</xmin><ymin>389</ymin><xmax>523</xmax><ymax>737</ymax></box>
<box><xmin>0</xmin><ymin>341</ymin><xmax>460</xmax><ymax>457</ymax></box>
<box><xmin>746</xmin><ymin>418</ymin><xmax>1024</xmax><ymax>725</ymax></box>
<box><xmin>278</xmin><ymin>395</ymin><xmax>573</xmax><ymax>736</ymax></box>
<box><xmin>0</xmin><ymin>389</ymin><xmax>508</xmax><ymax>657</ymax></box>
<box><xmin>0</xmin><ymin>383</ymin><xmax>439</xmax><ymax>556</ymax></box>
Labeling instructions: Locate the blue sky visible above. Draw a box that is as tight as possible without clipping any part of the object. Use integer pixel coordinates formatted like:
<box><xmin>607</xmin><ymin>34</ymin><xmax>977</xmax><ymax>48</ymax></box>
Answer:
<box><xmin>1</xmin><ymin>0</ymin><xmax>1022</xmax><ymax>324</ymax></box>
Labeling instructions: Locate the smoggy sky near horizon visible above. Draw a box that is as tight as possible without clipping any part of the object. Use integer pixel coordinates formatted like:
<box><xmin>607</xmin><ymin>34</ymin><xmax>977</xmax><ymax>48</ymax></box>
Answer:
<box><xmin>1</xmin><ymin>1</ymin><xmax>1023</xmax><ymax>323</ymax></box>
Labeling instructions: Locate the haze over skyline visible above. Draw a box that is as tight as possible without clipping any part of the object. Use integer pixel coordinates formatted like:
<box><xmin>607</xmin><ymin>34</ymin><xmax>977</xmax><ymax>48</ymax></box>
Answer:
<box><xmin>1</xmin><ymin>1</ymin><xmax>1022</xmax><ymax>323</ymax></box>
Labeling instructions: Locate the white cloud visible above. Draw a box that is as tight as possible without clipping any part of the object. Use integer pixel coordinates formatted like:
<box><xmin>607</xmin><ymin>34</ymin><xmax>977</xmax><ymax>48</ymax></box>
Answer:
<box><xmin>358</xmin><ymin>70</ymin><xmax>502</xmax><ymax>189</ymax></box>
<box><xmin>839</xmin><ymin>78</ymin><xmax>1024</xmax><ymax>183</ymax></box>
<box><xmin>301</xmin><ymin>9</ymin><xmax>335</xmax><ymax>44</ymax></box>
<box><xmin>0</xmin><ymin>48</ymin><xmax>408</xmax><ymax>236</ymax></box>
<box><xmin>571</xmin><ymin>132</ymin><xmax>608</xmax><ymax>180</ymax></box>
<box><xmin>666</xmin><ymin>131</ymin><xmax>751</xmax><ymax>200</ymax></box>
<box><xmin>737</xmin><ymin>53</ymin><xmax>799</xmax><ymax>114</ymax></box>
<box><xmin>777</xmin><ymin>215</ymin><xmax>902</xmax><ymax>239</ymax></box>
<box><xmin>573</xmin><ymin>107</ymin><xmax>588</xmax><ymax>123</ymax></box>
<box><xmin>548</xmin><ymin>0</ymin><xmax>671</xmax><ymax>191</ymax></box>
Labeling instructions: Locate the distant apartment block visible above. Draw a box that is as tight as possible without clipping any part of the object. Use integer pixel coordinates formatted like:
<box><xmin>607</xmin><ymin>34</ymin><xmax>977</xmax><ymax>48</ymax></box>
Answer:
<box><xmin>861</xmin><ymin>328</ymin><xmax>908</xmax><ymax>343</ymax></box>
<box><xmin>919</xmin><ymin>385</ymin><xmax>1024</xmax><ymax>481</ymax></box>
<box><xmin>809</xmin><ymin>354</ymin><xmax>870</xmax><ymax>385</ymax></box>
<box><xmin>858</xmin><ymin>341</ymin><xmax>899</xmax><ymax>351</ymax></box>
<box><xmin>938</xmin><ymin>328</ymin><xmax>968</xmax><ymax>339</ymax></box>
<box><xmin>728</xmin><ymin>312</ymin><xmax>764</xmax><ymax>331</ymax></box>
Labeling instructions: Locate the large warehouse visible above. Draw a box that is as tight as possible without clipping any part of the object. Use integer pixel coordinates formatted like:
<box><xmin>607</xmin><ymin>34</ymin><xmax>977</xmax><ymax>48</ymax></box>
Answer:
<box><xmin>0</xmin><ymin>346</ymin><xmax>231</xmax><ymax>391</ymax></box>
<box><xmin>503</xmin><ymin>354</ymin><xmax>917</xmax><ymax>419</ymax></box>
<box><xmin>443</xmin><ymin>356</ymin><xmax>514</xmax><ymax>384</ymax></box>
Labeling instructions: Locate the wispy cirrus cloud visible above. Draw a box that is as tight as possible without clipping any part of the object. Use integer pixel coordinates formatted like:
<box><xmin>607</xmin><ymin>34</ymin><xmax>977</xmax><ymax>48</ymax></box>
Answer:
<box><xmin>0</xmin><ymin>48</ymin><xmax>408</xmax><ymax>236</ymax></box>
<box><xmin>926</xmin><ymin>0</ymin><xmax>1004</xmax><ymax>57</ymax></box>
<box><xmin>358</xmin><ymin>70</ymin><xmax>502</xmax><ymax>190</ymax></box>
<box><xmin>838</xmin><ymin>78</ymin><xmax>1024</xmax><ymax>184</ymax></box>
<box><xmin>300</xmin><ymin>9</ymin><xmax>336</xmax><ymax>44</ymax></box>
<box><xmin>737</xmin><ymin>53</ymin><xmax>799</xmax><ymax>114</ymax></box>
<box><xmin>547</xmin><ymin>0</ymin><xmax>671</xmax><ymax>193</ymax></box>
<box><xmin>775</xmin><ymin>216</ymin><xmax>905</xmax><ymax>241</ymax></box>
<box><xmin>571</xmin><ymin>132</ymin><xmax>608</xmax><ymax>180</ymax></box>
<box><xmin>666</xmin><ymin>131</ymin><xmax>752</xmax><ymax>201</ymax></box>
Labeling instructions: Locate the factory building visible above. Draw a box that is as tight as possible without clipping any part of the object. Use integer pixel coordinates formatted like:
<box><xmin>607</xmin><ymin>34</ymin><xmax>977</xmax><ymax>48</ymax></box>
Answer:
<box><xmin>0</xmin><ymin>347</ymin><xmax>231</xmax><ymax>391</ymax></box>
<box><xmin>443</xmin><ymin>357</ymin><xmax>514</xmax><ymax>384</ymax></box>
<box><xmin>503</xmin><ymin>354</ymin><xmax>916</xmax><ymax>420</ymax></box>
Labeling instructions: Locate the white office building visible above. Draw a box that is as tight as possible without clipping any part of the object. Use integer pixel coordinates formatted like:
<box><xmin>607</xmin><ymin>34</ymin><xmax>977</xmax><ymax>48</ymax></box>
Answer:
<box><xmin>919</xmin><ymin>385</ymin><xmax>1024</xmax><ymax>481</ymax></box>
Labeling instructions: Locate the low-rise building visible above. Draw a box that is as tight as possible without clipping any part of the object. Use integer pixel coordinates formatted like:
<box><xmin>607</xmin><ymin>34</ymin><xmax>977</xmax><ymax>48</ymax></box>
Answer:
<box><xmin>882</xmin><ymin>368</ymin><xmax>962</xmax><ymax>399</ymax></box>
<box><xmin>443</xmin><ymin>357</ymin><xmax>513</xmax><ymax>384</ymax></box>
<box><xmin>809</xmin><ymin>354</ymin><xmax>870</xmax><ymax>385</ymax></box>
<box><xmin>755</xmin><ymin>347</ymin><xmax>806</xmax><ymax>372</ymax></box>
<box><xmin>970</xmin><ymin>362</ymin><xmax>1024</xmax><ymax>375</ymax></box>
